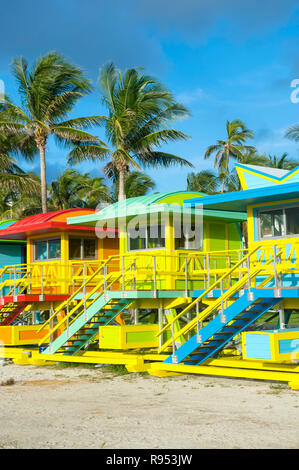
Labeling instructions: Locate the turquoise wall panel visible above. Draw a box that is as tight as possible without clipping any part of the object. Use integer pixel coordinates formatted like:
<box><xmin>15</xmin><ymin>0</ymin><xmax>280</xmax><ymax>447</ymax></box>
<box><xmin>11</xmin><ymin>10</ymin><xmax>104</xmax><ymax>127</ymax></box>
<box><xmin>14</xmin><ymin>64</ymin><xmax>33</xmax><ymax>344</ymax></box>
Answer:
<box><xmin>0</xmin><ymin>243</ymin><xmax>24</xmax><ymax>268</ymax></box>
<box><xmin>245</xmin><ymin>333</ymin><xmax>271</xmax><ymax>359</ymax></box>
<box><xmin>0</xmin><ymin>243</ymin><xmax>24</xmax><ymax>296</ymax></box>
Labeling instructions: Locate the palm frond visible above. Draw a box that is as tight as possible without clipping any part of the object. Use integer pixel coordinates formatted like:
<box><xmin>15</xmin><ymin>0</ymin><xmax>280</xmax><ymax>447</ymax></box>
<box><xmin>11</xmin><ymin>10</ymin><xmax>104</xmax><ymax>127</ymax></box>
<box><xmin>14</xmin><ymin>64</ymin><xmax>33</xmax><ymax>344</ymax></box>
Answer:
<box><xmin>285</xmin><ymin>124</ymin><xmax>299</xmax><ymax>142</ymax></box>
<box><xmin>68</xmin><ymin>144</ymin><xmax>111</xmax><ymax>165</ymax></box>
<box><xmin>135</xmin><ymin>151</ymin><xmax>193</xmax><ymax>168</ymax></box>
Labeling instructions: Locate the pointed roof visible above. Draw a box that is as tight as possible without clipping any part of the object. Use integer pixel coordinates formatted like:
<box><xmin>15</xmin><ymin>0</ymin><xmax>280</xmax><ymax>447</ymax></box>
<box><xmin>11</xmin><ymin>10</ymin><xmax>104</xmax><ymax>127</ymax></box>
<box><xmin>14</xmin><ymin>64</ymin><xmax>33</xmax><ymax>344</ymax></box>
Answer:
<box><xmin>185</xmin><ymin>181</ymin><xmax>299</xmax><ymax>212</ymax></box>
<box><xmin>236</xmin><ymin>163</ymin><xmax>299</xmax><ymax>190</ymax></box>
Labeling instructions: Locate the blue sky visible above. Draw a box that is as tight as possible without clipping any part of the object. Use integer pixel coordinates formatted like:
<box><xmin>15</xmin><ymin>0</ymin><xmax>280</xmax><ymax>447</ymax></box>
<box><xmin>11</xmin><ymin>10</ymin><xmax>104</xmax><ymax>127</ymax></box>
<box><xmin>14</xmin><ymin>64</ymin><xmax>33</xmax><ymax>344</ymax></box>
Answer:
<box><xmin>1</xmin><ymin>0</ymin><xmax>298</xmax><ymax>192</ymax></box>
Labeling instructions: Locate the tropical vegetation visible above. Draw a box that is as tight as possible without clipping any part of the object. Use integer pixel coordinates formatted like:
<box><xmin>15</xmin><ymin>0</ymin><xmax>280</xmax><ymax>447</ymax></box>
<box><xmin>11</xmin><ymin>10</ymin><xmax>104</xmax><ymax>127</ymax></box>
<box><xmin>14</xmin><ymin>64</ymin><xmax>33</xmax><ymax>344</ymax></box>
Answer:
<box><xmin>0</xmin><ymin>52</ymin><xmax>298</xmax><ymax>221</ymax></box>
<box><xmin>68</xmin><ymin>62</ymin><xmax>193</xmax><ymax>201</ymax></box>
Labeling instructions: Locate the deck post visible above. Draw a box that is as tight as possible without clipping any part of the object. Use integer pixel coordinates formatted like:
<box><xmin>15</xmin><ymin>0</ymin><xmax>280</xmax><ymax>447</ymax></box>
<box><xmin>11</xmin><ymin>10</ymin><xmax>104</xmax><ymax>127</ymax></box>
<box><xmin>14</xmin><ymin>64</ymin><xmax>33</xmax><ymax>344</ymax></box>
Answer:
<box><xmin>122</xmin><ymin>256</ymin><xmax>125</xmax><ymax>296</ymax></box>
<box><xmin>83</xmin><ymin>263</ymin><xmax>87</xmax><ymax>320</ymax></box>
<box><xmin>171</xmin><ymin>321</ymin><xmax>178</xmax><ymax>363</ymax></box>
<box><xmin>238</xmin><ymin>252</ymin><xmax>244</xmax><ymax>297</ymax></box>
<box><xmin>40</xmin><ymin>266</ymin><xmax>44</xmax><ymax>299</ymax></box>
<box><xmin>184</xmin><ymin>257</ymin><xmax>188</xmax><ymax>297</ymax></box>
<box><xmin>214</xmin><ymin>258</ymin><xmax>217</xmax><ymax>284</ymax></box>
<box><xmin>203</xmin><ymin>255</ymin><xmax>207</xmax><ymax>290</ymax></box>
<box><xmin>220</xmin><ymin>279</ymin><xmax>226</xmax><ymax>323</ymax></box>
<box><xmin>153</xmin><ymin>256</ymin><xmax>157</xmax><ymax>298</ymax></box>
<box><xmin>247</xmin><ymin>255</ymin><xmax>254</xmax><ymax>300</ymax></box>
<box><xmin>279</xmin><ymin>302</ymin><xmax>285</xmax><ymax>329</ymax></box>
<box><xmin>133</xmin><ymin>259</ymin><xmax>136</xmax><ymax>291</ymax></box>
<box><xmin>196</xmin><ymin>301</ymin><xmax>202</xmax><ymax>343</ymax></box>
<box><xmin>72</xmin><ymin>265</ymin><xmax>75</xmax><ymax>293</ymax></box>
<box><xmin>207</xmin><ymin>253</ymin><xmax>212</xmax><ymax>296</ymax></box>
<box><xmin>134</xmin><ymin>301</ymin><xmax>138</xmax><ymax>325</ymax></box>
<box><xmin>273</xmin><ymin>246</ymin><xmax>281</xmax><ymax>298</ymax></box>
<box><xmin>103</xmin><ymin>264</ymin><xmax>107</xmax><ymax>296</ymax></box>
<box><xmin>13</xmin><ymin>267</ymin><xmax>16</xmax><ymax>296</ymax></box>
<box><xmin>158</xmin><ymin>300</ymin><xmax>163</xmax><ymax>348</ymax></box>
<box><xmin>66</xmin><ymin>302</ymin><xmax>70</xmax><ymax>336</ymax></box>
<box><xmin>49</xmin><ymin>302</ymin><xmax>54</xmax><ymax>354</ymax></box>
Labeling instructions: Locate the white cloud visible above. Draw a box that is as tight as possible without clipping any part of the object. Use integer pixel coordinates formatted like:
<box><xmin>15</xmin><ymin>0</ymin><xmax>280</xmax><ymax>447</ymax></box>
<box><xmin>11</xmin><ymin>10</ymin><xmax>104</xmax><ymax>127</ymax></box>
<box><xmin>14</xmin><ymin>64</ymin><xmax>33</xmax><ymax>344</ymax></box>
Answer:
<box><xmin>176</xmin><ymin>88</ymin><xmax>206</xmax><ymax>104</ymax></box>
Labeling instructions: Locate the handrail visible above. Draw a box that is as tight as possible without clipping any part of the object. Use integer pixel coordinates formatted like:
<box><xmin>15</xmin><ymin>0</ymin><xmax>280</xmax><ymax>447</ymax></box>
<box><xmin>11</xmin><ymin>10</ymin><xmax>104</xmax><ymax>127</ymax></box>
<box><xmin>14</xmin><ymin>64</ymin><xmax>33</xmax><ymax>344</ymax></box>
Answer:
<box><xmin>38</xmin><ymin>258</ymin><xmax>136</xmax><ymax>345</ymax></box>
<box><xmin>37</xmin><ymin>255</ymin><xmax>117</xmax><ymax>334</ymax></box>
<box><xmin>157</xmin><ymin>245</ymin><xmax>261</xmax><ymax>338</ymax></box>
<box><xmin>158</xmin><ymin>246</ymin><xmax>285</xmax><ymax>353</ymax></box>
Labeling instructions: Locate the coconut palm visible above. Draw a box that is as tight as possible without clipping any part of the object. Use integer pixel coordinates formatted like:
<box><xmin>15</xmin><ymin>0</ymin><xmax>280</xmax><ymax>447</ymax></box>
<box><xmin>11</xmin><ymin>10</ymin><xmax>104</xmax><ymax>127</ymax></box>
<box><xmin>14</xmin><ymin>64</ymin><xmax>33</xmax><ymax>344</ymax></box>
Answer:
<box><xmin>187</xmin><ymin>170</ymin><xmax>219</xmax><ymax>194</ymax></box>
<box><xmin>68</xmin><ymin>62</ymin><xmax>192</xmax><ymax>201</ymax></box>
<box><xmin>0</xmin><ymin>172</ymin><xmax>42</xmax><ymax>219</ymax></box>
<box><xmin>49</xmin><ymin>169</ymin><xmax>111</xmax><ymax>210</ymax></box>
<box><xmin>204</xmin><ymin>120</ymin><xmax>255</xmax><ymax>192</ymax></box>
<box><xmin>265</xmin><ymin>153</ymin><xmax>299</xmax><ymax>170</ymax></box>
<box><xmin>221</xmin><ymin>149</ymin><xmax>269</xmax><ymax>193</ymax></box>
<box><xmin>285</xmin><ymin>124</ymin><xmax>299</xmax><ymax>142</ymax></box>
<box><xmin>0</xmin><ymin>52</ymin><xmax>106</xmax><ymax>213</ymax></box>
<box><xmin>236</xmin><ymin>148</ymin><xmax>268</xmax><ymax>167</ymax></box>
<box><xmin>224</xmin><ymin>169</ymin><xmax>241</xmax><ymax>192</ymax></box>
<box><xmin>76</xmin><ymin>174</ymin><xmax>111</xmax><ymax>208</ymax></box>
<box><xmin>49</xmin><ymin>169</ymin><xmax>86</xmax><ymax>210</ymax></box>
<box><xmin>110</xmin><ymin>171</ymin><xmax>155</xmax><ymax>202</ymax></box>
<box><xmin>0</xmin><ymin>131</ymin><xmax>38</xmax><ymax>194</ymax></box>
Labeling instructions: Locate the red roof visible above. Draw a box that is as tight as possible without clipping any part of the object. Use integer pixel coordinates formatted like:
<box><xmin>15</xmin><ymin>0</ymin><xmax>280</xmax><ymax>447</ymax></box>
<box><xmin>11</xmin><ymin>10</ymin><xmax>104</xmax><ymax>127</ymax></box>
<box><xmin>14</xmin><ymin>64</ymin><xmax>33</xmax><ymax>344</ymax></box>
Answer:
<box><xmin>0</xmin><ymin>209</ymin><xmax>117</xmax><ymax>240</ymax></box>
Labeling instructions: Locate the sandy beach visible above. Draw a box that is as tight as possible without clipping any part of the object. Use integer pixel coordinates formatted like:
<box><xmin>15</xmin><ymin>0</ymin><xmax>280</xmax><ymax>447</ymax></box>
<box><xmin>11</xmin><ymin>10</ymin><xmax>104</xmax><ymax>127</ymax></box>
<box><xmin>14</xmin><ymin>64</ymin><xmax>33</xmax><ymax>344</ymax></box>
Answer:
<box><xmin>0</xmin><ymin>360</ymin><xmax>298</xmax><ymax>449</ymax></box>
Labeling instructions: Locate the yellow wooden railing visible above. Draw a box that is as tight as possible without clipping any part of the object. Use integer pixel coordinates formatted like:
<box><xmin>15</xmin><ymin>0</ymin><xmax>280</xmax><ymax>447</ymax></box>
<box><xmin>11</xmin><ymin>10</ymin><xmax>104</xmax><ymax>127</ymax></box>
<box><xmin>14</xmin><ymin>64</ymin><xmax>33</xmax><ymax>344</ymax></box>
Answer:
<box><xmin>0</xmin><ymin>248</ymin><xmax>248</xmax><ymax>297</ymax></box>
<box><xmin>37</xmin><ymin>256</ymin><xmax>136</xmax><ymax>346</ymax></box>
<box><xmin>157</xmin><ymin>241</ymin><xmax>299</xmax><ymax>353</ymax></box>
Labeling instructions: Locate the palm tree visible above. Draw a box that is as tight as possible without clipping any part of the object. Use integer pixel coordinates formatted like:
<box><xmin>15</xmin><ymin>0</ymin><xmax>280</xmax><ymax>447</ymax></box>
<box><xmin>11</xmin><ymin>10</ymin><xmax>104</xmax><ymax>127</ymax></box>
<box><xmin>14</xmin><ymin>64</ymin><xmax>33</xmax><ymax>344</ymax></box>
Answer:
<box><xmin>285</xmin><ymin>124</ymin><xmax>299</xmax><ymax>142</ymax></box>
<box><xmin>68</xmin><ymin>62</ymin><xmax>193</xmax><ymax>201</ymax></box>
<box><xmin>49</xmin><ymin>169</ymin><xmax>111</xmax><ymax>210</ymax></box>
<box><xmin>204</xmin><ymin>120</ymin><xmax>255</xmax><ymax>192</ymax></box>
<box><xmin>265</xmin><ymin>153</ymin><xmax>299</xmax><ymax>170</ymax></box>
<box><xmin>0</xmin><ymin>172</ymin><xmax>42</xmax><ymax>219</ymax></box>
<box><xmin>0</xmin><ymin>131</ymin><xmax>38</xmax><ymax>194</ymax></box>
<box><xmin>224</xmin><ymin>169</ymin><xmax>241</xmax><ymax>192</ymax></box>
<box><xmin>0</xmin><ymin>52</ymin><xmax>106</xmax><ymax>213</ymax></box>
<box><xmin>186</xmin><ymin>170</ymin><xmax>219</xmax><ymax>194</ymax></box>
<box><xmin>110</xmin><ymin>171</ymin><xmax>155</xmax><ymax>202</ymax></box>
<box><xmin>76</xmin><ymin>174</ymin><xmax>111</xmax><ymax>208</ymax></box>
<box><xmin>221</xmin><ymin>150</ymin><xmax>269</xmax><ymax>193</ymax></box>
<box><xmin>49</xmin><ymin>169</ymin><xmax>86</xmax><ymax>210</ymax></box>
<box><xmin>236</xmin><ymin>148</ymin><xmax>268</xmax><ymax>167</ymax></box>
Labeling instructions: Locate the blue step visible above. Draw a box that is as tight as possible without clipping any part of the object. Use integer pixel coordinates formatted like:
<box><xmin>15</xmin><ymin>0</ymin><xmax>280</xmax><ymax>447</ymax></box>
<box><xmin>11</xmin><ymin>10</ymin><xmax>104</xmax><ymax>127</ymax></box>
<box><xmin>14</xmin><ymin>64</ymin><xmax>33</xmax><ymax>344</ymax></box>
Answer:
<box><xmin>164</xmin><ymin>291</ymin><xmax>280</xmax><ymax>365</ymax></box>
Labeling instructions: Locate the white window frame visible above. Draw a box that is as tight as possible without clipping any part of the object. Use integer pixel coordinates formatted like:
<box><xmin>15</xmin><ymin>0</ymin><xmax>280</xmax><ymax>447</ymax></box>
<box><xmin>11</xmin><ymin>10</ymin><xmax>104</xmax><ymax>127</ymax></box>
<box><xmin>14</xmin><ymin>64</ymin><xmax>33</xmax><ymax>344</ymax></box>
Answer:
<box><xmin>33</xmin><ymin>237</ymin><xmax>61</xmax><ymax>262</ymax></box>
<box><xmin>127</xmin><ymin>223</ymin><xmax>166</xmax><ymax>252</ymax></box>
<box><xmin>257</xmin><ymin>204</ymin><xmax>299</xmax><ymax>240</ymax></box>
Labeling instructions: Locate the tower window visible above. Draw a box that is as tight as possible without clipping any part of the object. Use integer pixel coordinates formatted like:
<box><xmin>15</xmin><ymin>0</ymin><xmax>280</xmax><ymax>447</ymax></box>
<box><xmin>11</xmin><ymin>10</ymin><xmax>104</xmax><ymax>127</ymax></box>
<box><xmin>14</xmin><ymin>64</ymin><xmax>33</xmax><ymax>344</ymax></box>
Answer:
<box><xmin>258</xmin><ymin>205</ymin><xmax>299</xmax><ymax>239</ymax></box>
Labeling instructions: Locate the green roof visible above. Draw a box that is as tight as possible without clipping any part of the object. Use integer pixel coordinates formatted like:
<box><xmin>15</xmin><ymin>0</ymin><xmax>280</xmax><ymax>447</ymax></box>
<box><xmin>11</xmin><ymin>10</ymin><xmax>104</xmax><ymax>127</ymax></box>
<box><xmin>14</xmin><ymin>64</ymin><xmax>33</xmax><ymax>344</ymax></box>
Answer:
<box><xmin>67</xmin><ymin>191</ymin><xmax>246</xmax><ymax>227</ymax></box>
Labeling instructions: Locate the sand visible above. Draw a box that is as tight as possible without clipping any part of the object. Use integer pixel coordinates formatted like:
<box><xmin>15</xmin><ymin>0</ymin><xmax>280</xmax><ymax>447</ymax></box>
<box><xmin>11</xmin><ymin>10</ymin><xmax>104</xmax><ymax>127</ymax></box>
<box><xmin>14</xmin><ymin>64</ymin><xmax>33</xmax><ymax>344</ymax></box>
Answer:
<box><xmin>0</xmin><ymin>360</ymin><xmax>298</xmax><ymax>449</ymax></box>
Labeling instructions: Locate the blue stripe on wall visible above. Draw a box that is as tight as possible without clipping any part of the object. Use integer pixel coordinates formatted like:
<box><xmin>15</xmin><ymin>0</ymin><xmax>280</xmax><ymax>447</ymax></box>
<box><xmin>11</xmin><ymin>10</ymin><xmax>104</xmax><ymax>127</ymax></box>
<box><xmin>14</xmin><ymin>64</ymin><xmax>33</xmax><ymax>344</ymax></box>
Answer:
<box><xmin>279</xmin><ymin>338</ymin><xmax>299</xmax><ymax>354</ymax></box>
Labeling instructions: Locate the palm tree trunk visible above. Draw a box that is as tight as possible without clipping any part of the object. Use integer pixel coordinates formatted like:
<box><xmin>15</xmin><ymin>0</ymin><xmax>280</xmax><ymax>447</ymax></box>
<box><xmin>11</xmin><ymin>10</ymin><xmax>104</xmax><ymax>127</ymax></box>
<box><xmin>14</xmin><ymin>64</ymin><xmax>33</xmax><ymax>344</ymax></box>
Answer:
<box><xmin>118</xmin><ymin>167</ymin><xmax>126</xmax><ymax>202</ymax></box>
<box><xmin>221</xmin><ymin>147</ymin><xmax>229</xmax><ymax>193</ymax></box>
<box><xmin>36</xmin><ymin>136</ymin><xmax>48</xmax><ymax>213</ymax></box>
<box><xmin>221</xmin><ymin>176</ymin><xmax>225</xmax><ymax>193</ymax></box>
